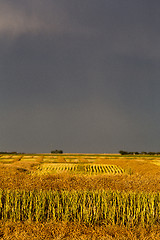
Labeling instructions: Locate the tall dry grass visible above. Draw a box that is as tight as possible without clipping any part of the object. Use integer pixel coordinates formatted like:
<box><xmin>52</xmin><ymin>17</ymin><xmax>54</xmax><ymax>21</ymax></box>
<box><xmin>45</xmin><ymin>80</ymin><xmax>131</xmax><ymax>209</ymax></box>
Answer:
<box><xmin>1</xmin><ymin>189</ymin><xmax>160</xmax><ymax>227</ymax></box>
<box><xmin>1</xmin><ymin>154</ymin><xmax>160</xmax><ymax>239</ymax></box>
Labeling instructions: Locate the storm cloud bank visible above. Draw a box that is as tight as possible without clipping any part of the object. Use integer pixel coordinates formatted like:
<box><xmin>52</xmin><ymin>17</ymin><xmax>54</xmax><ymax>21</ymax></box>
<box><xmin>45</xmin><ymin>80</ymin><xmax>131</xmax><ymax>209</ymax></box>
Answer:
<box><xmin>0</xmin><ymin>0</ymin><xmax>160</xmax><ymax>153</ymax></box>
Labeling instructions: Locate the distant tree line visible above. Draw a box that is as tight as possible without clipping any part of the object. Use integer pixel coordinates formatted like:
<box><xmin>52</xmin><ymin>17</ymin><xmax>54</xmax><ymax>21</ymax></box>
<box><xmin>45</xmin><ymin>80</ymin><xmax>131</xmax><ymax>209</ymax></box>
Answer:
<box><xmin>119</xmin><ymin>150</ymin><xmax>160</xmax><ymax>155</ymax></box>
<box><xmin>0</xmin><ymin>151</ymin><xmax>18</xmax><ymax>154</ymax></box>
<box><xmin>51</xmin><ymin>150</ymin><xmax>63</xmax><ymax>154</ymax></box>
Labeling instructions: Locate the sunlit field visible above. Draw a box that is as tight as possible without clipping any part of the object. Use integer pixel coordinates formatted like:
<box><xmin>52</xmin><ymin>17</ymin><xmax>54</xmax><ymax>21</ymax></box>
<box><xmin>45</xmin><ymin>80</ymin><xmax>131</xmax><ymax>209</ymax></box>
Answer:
<box><xmin>1</xmin><ymin>153</ymin><xmax>160</xmax><ymax>239</ymax></box>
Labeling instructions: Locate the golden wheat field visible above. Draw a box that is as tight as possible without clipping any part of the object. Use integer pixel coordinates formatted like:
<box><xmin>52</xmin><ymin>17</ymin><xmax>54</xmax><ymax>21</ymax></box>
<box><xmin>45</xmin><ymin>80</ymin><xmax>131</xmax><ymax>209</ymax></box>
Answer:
<box><xmin>1</xmin><ymin>153</ymin><xmax>160</xmax><ymax>239</ymax></box>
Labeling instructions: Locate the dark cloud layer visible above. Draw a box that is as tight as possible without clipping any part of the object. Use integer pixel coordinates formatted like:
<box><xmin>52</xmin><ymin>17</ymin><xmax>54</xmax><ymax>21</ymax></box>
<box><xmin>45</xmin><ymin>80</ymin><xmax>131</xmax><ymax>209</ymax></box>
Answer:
<box><xmin>0</xmin><ymin>0</ymin><xmax>160</xmax><ymax>153</ymax></box>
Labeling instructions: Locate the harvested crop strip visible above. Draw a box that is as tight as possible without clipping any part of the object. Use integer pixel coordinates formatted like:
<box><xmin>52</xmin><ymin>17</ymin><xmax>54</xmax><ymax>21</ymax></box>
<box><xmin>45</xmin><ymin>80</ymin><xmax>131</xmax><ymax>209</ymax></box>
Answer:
<box><xmin>37</xmin><ymin>164</ymin><xmax>124</xmax><ymax>175</ymax></box>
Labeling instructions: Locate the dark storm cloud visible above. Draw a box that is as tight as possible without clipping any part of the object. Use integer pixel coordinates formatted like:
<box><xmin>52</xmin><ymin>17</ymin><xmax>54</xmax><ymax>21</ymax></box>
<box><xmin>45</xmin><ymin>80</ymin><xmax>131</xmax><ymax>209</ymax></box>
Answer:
<box><xmin>0</xmin><ymin>0</ymin><xmax>160</xmax><ymax>153</ymax></box>
<box><xmin>0</xmin><ymin>0</ymin><xmax>93</xmax><ymax>37</ymax></box>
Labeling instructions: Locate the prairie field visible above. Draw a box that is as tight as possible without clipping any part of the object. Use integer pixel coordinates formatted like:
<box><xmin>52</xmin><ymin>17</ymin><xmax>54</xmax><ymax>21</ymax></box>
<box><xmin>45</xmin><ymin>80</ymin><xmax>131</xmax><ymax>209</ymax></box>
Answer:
<box><xmin>0</xmin><ymin>153</ymin><xmax>160</xmax><ymax>239</ymax></box>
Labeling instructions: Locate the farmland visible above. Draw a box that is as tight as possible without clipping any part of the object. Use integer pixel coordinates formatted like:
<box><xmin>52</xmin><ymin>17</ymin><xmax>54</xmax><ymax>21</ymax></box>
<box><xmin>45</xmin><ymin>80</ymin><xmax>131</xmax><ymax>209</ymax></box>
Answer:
<box><xmin>1</xmin><ymin>153</ymin><xmax>160</xmax><ymax>239</ymax></box>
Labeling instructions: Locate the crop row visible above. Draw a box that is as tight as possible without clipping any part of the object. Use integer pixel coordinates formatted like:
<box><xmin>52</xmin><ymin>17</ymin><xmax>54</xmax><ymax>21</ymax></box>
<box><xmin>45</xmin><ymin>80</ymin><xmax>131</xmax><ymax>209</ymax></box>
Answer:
<box><xmin>38</xmin><ymin>164</ymin><xmax>124</xmax><ymax>174</ymax></box>
<box><xmin>0</xmin><ymin>190</ymin><xmax>160</xmax><ymax>227</ymax></box>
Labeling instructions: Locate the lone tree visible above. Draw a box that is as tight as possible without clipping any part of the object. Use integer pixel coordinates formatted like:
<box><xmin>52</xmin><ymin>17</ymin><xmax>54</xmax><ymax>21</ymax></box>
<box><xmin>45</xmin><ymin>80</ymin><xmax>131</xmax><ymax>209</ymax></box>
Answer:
<box><xmin>51</xmin><ymin>150</ymin><xmax>63</xmax><ymax>154</ymax></box>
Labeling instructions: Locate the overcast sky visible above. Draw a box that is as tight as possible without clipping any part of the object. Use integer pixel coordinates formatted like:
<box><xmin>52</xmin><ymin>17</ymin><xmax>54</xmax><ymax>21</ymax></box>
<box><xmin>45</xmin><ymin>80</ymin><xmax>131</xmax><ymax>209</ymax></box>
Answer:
<box><xmin>0</xmin><ymin>0</ymin><xmax>160</xmax><ymax>153</ymax></box>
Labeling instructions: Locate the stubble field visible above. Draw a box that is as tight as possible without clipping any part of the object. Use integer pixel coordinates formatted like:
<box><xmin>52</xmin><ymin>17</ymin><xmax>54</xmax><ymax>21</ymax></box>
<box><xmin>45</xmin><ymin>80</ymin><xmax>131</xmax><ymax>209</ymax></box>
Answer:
<box><xmin>0</xmin><ymin>153</ymin><xmax>160</xmax><ymax>239</ymax></box>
